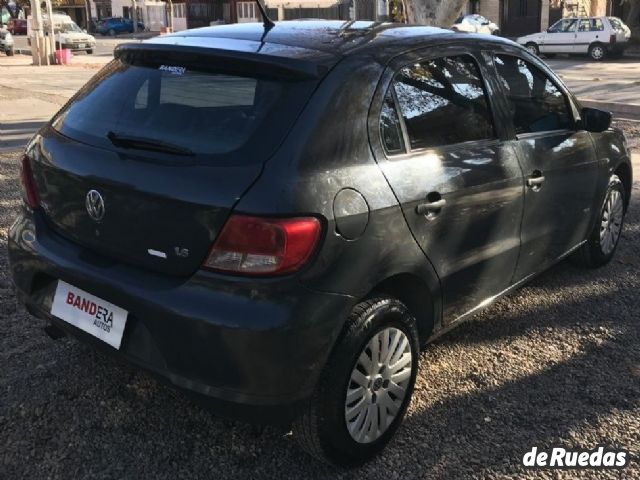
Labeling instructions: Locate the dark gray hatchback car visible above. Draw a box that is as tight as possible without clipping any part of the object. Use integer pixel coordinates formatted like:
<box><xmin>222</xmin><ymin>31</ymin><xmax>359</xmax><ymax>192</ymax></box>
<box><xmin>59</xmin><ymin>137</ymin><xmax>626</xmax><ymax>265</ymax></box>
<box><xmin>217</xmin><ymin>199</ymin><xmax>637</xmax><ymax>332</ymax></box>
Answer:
<box><xmin>9</xmin><ymin>20</ymin><xmax>632</xmax><ymax>465</ymax></box>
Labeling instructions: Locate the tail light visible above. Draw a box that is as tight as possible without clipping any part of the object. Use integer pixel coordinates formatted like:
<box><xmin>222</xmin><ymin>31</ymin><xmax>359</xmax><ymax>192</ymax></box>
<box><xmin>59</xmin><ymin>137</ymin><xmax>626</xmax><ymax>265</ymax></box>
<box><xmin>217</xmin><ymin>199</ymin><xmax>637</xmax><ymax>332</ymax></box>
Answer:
<box><xmin>610</xmin><ymin>34</ymin><xmax>616</xmax><ymax>44</ymax></box>
<box><xmin>20</xmin><ymin>155</ymin><xmax>40</xmax><ymax>209</ymax></box>
<box><xmin>203</xmin><ymin>215</ymin><xmax>321</xmax><ymax>276</ymax></box>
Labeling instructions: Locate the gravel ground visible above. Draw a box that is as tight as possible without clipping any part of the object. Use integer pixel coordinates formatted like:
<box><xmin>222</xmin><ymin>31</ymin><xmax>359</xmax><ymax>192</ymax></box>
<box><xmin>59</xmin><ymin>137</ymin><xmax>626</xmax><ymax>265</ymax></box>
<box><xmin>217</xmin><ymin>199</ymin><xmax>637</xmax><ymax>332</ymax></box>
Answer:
<box><xmin>1</xmin><ymin>125</ymin><xmax>639</xmax><ymax>479</ymax></box>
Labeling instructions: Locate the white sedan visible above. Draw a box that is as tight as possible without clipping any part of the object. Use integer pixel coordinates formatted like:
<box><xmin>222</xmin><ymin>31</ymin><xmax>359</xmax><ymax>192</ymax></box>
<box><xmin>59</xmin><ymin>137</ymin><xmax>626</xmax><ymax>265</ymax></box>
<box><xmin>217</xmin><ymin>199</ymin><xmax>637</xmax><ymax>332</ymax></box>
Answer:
<box><xmin>517</xmin><ymin>16</ymin><xmax>631</xmax><ymax>61</ymax></box>
<box><xmin>451</xmin><ymin>14</ymin><xmax>500</xmax><ymax>35</ymax></box>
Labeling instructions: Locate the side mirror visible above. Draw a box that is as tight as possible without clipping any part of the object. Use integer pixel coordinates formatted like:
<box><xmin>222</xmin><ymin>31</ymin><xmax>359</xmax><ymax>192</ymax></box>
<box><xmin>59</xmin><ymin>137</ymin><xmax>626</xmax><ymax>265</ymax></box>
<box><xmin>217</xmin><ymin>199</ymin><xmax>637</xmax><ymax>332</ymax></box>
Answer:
<box><xmin>580</xmin><ymin>107</ymin><xmax>612</xmax><ymax>132</ymax></box>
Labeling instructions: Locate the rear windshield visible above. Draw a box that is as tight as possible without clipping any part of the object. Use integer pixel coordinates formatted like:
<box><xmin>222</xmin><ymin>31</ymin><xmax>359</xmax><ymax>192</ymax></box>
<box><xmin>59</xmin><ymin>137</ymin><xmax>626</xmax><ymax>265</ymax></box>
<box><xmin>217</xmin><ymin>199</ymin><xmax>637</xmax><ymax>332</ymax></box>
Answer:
<box><xmin>52</xmin><ymin>56</ymin><xmax>317</xmax><ymax>164</ymax></box>
<box><xmin>608</xmin><ymin>17</ymin><xmax>626</xmax><ymax>31</ymax></box>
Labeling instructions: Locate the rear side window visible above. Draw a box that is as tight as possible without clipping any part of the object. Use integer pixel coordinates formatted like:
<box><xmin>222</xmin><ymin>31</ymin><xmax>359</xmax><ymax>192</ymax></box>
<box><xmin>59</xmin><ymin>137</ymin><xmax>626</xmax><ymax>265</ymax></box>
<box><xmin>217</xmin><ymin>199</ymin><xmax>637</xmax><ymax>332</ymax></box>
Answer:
<box><xmin>391</xmin><ymin>55</ymin><xmax>496</xmax><ymax>150</ymax></box>
<box><xmin>379</xmin><ymin>90</ymin><xmax>405</xmax><ymax>154</ymax></box>
<box><xmin>52</xmin><ymin>58</ymin><xmax>316</xmax><ymax>163</ymax></box>
<box><xmin>494</xmin><ymin>55</ymin><xmax>573</xmax><ymax>134</ymax></box>
<box><xmin>591</xmin><ymin>18</ymin><xmax>604</xmax><ymax>31</ymax></box>
<box><xmin>608</xmin><ymin>17</ymin><xmax>625</xmax><ymax>31</ymax></box>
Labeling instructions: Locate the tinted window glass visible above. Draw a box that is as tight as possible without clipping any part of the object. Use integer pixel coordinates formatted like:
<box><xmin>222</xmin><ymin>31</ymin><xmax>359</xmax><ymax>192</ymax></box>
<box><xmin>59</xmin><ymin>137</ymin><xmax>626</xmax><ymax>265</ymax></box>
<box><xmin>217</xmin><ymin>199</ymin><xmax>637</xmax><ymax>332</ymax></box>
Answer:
<box><xmin>494</xmin><ymin>55</ymin><xmax>573</xmax><ymax>134</ymax></box>
<box><xmin>52</xmin><ymin>59</ymin><xmax>314</xmax><ymax>163</ymax></box>
<box><xmin>392</xmin><ymin>55</ymin><xmax>495</xmax><ymax>150</ymax></box>
<box><xmin>380</xmin><ymin>90</ymin><xmax>405</xmax><ymax>154</ymax></box>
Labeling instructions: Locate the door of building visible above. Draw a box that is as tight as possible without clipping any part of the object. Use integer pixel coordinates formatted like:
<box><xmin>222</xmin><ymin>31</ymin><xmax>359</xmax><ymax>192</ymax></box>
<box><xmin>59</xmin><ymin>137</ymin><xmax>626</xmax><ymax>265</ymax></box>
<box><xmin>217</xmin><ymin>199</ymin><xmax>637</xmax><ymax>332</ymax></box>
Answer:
<box><xmin>501</xmin><ymin>0</ymin><xmax>542</xmax><ymax>37</ymax></box>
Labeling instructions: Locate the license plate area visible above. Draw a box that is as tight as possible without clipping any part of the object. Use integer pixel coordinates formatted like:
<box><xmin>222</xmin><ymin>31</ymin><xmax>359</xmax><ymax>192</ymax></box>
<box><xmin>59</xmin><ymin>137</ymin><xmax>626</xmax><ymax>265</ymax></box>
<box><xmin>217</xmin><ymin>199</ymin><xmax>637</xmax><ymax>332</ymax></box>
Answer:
<box><xmin>51</xmin><ymin>280</ymin><xmax>128</xmax><ymax>349</ymax></box>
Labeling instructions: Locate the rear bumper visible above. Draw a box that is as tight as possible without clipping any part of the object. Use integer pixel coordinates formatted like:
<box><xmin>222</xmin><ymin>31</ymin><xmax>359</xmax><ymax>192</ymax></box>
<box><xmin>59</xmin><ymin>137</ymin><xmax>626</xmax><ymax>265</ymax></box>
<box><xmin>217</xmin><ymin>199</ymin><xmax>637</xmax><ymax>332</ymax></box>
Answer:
<box><xmin>8</xmin><ymin>209</ymin><xmax>354</xmax><ymax>421</ymax></box>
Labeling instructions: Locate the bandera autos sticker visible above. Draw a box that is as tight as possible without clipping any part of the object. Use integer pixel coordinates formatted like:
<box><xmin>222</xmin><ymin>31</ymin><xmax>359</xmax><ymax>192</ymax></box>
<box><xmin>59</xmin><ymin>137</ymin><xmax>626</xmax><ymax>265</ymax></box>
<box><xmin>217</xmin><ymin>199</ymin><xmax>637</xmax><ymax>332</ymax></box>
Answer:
<box><xmin>159</xmin><ymin>65</ymin><xmax>186</xmax><ymax>75</ymax></box>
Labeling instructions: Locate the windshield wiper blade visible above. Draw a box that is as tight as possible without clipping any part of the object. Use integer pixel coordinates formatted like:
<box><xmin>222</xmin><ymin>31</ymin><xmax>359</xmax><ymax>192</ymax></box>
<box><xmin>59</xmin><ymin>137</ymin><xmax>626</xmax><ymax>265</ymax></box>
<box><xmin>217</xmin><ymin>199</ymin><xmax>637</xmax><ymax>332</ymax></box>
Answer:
<box><xmin>107</xmin><ymin>131</ymin><xmax>195</xmax><ymax>156</ymax></box>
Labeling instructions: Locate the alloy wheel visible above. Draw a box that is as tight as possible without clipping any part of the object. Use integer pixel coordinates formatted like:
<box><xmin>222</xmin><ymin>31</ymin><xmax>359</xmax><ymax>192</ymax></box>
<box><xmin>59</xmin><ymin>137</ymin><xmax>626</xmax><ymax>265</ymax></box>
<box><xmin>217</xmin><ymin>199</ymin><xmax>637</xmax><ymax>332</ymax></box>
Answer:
<box><xmin>600</xmin><ymin>188</ymin><xmax>623</xmax><ymax>255</ymax></box>
<box><xmin>591</xmin><ymin>46</ymin><xmax>605</xmax><ymax>60</ymax></box>
<box><xmin>345</xmin><ymin>327</ymin><xmax>413</xmax><ymax>444</ymax></box>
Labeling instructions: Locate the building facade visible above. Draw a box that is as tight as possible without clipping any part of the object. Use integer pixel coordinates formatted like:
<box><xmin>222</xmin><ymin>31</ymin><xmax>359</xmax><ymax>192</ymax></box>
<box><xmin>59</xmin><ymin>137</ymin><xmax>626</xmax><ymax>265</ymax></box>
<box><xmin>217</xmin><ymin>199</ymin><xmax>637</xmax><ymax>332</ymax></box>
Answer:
<box><xmin>466</xmin><ymin>0</ymin><xmax>614</xmax><ymax>37</ymax></box>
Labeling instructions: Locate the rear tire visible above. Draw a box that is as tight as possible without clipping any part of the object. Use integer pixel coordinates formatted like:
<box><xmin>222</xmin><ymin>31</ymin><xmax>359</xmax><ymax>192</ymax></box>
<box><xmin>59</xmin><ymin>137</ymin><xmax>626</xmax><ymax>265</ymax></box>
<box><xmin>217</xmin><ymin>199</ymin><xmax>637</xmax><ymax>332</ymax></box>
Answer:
<box><xmin>572</xmin><ymin>175</ymin><xmax>625</xmax><ymax>268</ymax></box>
<box><xmin>589</xmin><ymin>43</ymin><xmax>606</xmax><ymax>61</ymax></box>
<box><xmin>86</xmin><ymin>49</ymin><xmax>93</xmax><ymax>54</ymax></box>
<box><xmin>293</xmin><ymin>296</ymin><xmax>419</xmax><ymax>466</ymax></box>
<box><xmin>6</xmin><ymin>48</ymin><xmax>14</xmax><ymax>56</ymax></box>
<box><xmin>525</xmin><ymin>42</ymin><xmax>540</xmax><ymax>56</ymax></box>
<box><xmin>109</xmin><ymin>28</ymin><xmax>116</xmax><ymax>37</ymax></box>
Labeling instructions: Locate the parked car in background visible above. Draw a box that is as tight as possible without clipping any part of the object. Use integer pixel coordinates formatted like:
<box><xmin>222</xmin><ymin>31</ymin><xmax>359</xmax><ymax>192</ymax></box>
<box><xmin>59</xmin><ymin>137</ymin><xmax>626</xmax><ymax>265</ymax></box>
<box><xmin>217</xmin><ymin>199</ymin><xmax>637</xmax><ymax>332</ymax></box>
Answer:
<box><xmin>518</xmin><ymin>16</ymin><xmax>631</xmax><ymax>60</ymax></box>
<box><xmin>0</xmin><ymin>25</ymin><xmax>14</xmax><ymax>55</ymax></box>
<box><xmin>7</xmin><ymin>18</ymin><xmax>27</xmax><ymax>35</ymax></box>
<box><xmin>96</xmin><ymin>17</ymin><xmax>145</xmax><ymax>36</ymax></box>
<box><xmin>10</xmin><ymin>22</ymin><xmax>632</xmax><ymax>466</ymax></box>
<box><xmin>452</xmin><ymin>14</ymin><xmax>499</xmax><ymax>35</ymax></box>
<box><xmin>27</xmin><ymin>13</ymin><xmax>96</xmax><ymax>53</ymax></box>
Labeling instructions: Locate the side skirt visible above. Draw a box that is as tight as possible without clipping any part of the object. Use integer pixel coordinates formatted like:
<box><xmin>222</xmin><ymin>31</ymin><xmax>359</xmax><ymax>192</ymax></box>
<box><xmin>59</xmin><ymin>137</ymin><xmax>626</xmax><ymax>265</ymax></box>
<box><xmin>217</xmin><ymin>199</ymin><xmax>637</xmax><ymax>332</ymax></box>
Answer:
<box><xmin>425</xmin><ymin>240</ymin><xmax>587</xmax><ymax>344</ymax></box>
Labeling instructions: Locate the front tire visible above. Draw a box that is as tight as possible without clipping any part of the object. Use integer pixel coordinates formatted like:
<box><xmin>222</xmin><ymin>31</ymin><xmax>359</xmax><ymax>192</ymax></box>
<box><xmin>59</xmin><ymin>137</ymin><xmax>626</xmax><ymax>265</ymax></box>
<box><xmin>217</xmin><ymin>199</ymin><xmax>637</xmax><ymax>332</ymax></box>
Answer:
<box><xmin>6</xmin><ymin>47</ymin><xmax>14</xmax><ymax>56</ymax></box>
<box><xmin>525</xmin><ymin>42</ymin><xmax>540</xmax><ymax>56</ymax></box>
<box><xmin>589</xmin><ymin>43</ymin><xmax>606</xmax><ymax>61</ymax></box>
<box><xmin>108</xmin><ymin>28</ymin><xmax>116</xmax><ymax>37</ymax></box>
<box><xmin>293</xmin><ymin>296</ymin><xmax>419</xmax><ymax>466</ymax></box>
<box><xmin>573</xmin><ymin>175</ymin><xmax>626</xmax><ymax>268</ymax></box>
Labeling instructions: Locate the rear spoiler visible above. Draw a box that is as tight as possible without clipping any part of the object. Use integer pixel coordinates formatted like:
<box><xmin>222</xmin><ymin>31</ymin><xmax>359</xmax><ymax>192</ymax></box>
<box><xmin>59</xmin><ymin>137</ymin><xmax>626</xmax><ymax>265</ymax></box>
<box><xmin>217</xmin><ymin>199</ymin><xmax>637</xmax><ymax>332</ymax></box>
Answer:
<box><xmin>114</xmin><ymin>43</ymin><xmax>327</xmax><ymax>80</ymax></box>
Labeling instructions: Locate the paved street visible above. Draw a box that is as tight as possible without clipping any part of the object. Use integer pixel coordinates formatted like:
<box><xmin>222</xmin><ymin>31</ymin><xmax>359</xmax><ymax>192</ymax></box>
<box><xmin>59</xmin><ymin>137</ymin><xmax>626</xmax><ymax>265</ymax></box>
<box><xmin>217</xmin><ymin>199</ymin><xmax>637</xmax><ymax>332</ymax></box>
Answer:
<box><xmin>1</xmin><ymin>48</ymin><xmax>640</xmax><ymax>152</ymax></box>
<box><xmin>11</xmin><ymin>34</ymin><xmax>145</xmax><ymax>58</ymax></box>
<box><xmin>546</xmin><ymin>56</ymin><xmax>640</xmax><ymax>118</ymax></box>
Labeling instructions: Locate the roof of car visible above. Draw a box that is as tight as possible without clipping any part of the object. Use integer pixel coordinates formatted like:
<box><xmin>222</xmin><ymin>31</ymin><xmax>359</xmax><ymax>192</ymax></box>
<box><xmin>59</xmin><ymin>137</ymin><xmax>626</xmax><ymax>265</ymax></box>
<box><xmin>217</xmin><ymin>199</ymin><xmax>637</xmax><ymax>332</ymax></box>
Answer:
<box><xmin>148</xmin><ymin>20</ymin><xmax>517</xmax><ymax>66</ymax></box>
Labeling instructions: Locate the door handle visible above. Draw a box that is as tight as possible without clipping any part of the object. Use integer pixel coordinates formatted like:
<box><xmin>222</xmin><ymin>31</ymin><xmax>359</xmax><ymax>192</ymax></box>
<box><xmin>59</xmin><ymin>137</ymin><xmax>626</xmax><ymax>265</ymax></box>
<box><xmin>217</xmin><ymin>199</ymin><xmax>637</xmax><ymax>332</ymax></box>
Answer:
<box><xmin>416</xmin><ymin>198</ymin><xmax>446</xmax><ymax>216</ymax></box>
<box><xmin>526</xmin><ymin>171</ymin><xmax>545</xmax><ymax>191</ymax></box>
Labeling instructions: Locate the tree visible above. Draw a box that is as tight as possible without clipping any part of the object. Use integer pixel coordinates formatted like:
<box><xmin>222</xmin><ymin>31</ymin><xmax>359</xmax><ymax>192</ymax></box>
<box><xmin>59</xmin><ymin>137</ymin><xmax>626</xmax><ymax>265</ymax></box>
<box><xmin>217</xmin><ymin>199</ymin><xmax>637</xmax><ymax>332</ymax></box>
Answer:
<box><xmin>402</xmin><ymin>0</ymin><xmax>468</xmax><ymax>26</ymax></box>
<box><xmin>619</xmin><ymin>0</ymin><xmax>640</xmax><ymax>40</ymax></box>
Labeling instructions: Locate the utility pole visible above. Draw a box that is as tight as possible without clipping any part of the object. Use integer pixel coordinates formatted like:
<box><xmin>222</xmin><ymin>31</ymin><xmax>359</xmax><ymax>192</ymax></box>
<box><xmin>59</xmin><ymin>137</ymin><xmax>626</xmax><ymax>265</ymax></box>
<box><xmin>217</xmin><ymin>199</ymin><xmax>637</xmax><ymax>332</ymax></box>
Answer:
<box><xmin>132</xmin><ymin>0</ymin><xmax>138</xmax><ymax>34</ymax></box>
<box><xmin>167</xmin><ymin>0</ymin><xmax>174</xmax><ymax>32</ymax></box>
<box><xmin>29</xmin><ymin>0</ymin><xmax>47</xmax><ymax>65</ymax></box>
<box><xmin>376</xmin><ymin>0</ymin><xmax>389</xmax><ymax>22</ymax></box>
<box><xmin>45</xmin><ymin>0</ymin><xmax>56</xmax><ymax>61</ymax></box>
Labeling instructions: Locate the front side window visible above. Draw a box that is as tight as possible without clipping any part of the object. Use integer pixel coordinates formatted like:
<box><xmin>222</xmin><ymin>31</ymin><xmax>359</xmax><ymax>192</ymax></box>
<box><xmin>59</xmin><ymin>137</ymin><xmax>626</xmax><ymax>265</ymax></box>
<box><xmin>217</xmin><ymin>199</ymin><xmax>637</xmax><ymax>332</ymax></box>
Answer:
<box><xmin>494</xmin><ymin>54</ymin><xmax>573</xmax><ymax>134</ymax></box>
<box><xmin>391</xmin><ymin>55</ymin><xmax>496</xmax><ymax>150</ymax></box>
<box><xmin>548</xmin><ymin>19</ymin><xmax>577</xmax><ymax>33</ymax></box>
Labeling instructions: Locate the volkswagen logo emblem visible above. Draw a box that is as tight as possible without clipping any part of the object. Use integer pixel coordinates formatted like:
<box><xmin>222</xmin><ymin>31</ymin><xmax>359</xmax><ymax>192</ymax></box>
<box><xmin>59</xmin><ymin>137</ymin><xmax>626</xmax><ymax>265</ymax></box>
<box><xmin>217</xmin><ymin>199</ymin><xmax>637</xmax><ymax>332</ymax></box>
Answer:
<box><xmin>85</xmin><ymin>190</ymin><xmax>105</xmax><ymax>222</ymax></box>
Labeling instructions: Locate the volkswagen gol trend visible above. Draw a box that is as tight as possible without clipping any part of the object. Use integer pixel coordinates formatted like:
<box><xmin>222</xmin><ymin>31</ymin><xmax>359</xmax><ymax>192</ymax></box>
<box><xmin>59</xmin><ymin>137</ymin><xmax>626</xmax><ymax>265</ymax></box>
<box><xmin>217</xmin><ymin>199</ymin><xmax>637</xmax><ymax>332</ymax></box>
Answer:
<box><xmin>9</xmin><ymin>21</ymin><xmax>632</xmax><ymax>466</ymax></box>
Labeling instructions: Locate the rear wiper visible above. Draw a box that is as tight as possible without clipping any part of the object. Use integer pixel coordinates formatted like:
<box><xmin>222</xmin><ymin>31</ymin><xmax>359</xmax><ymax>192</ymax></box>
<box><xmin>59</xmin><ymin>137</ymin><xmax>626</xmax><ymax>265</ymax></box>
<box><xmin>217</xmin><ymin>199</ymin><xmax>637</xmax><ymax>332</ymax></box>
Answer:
<box><xmin>107</xmin><ymin>131</ymin><xmax>195</xmax><ymax>156</ymax></box>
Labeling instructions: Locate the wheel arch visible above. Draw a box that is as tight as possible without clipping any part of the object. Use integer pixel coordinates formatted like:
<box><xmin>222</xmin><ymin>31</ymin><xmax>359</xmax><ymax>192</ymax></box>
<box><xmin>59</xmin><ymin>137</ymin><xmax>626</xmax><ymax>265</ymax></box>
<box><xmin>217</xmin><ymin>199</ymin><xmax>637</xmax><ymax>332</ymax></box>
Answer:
<box><xmin>613</xmin><ymin>161</ymin><xmax>632</xmax><ymax>210</ymax></box>
<box><xmin>367</xmin><ymin>271</ymin><xmax>441</xmax><ymax>346</ymax></box>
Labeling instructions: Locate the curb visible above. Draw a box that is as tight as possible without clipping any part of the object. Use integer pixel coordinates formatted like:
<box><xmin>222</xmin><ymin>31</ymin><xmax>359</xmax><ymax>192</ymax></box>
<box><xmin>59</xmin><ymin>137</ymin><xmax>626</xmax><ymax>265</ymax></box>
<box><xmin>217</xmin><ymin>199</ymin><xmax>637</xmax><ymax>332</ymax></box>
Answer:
<box><xmin>579</xmin><ymin>99</ymin><xmax>640</xmax><ymax>120</ymax></box>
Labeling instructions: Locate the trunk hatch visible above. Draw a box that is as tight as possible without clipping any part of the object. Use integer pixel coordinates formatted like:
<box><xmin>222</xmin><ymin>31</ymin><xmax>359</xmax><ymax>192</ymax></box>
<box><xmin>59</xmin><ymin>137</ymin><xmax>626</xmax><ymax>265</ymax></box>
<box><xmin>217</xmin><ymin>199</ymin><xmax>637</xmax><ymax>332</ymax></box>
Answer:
<box><xmin>30</xmin><ymin>46</ymin><xmax>322</xmax><ymax>276</ymax></box>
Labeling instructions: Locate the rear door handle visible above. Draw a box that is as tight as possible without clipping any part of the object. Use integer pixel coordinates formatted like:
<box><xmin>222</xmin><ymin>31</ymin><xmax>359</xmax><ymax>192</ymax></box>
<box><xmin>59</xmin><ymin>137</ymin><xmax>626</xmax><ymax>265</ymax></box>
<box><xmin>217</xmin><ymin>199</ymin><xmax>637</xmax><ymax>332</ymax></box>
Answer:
<box><xmin>526</xmin><ymin>171</ymin><xmax>545</xmax><ymax>190</ymax></box>
<box><xmin>526</xmin><ymin>176</ymin><xmax>545</xmax><ymax>186</ymax></box>
<box><xmin>416</xmin><ymin>198</ymin><xmax>446</xmax><ymax>216</ymax></box>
